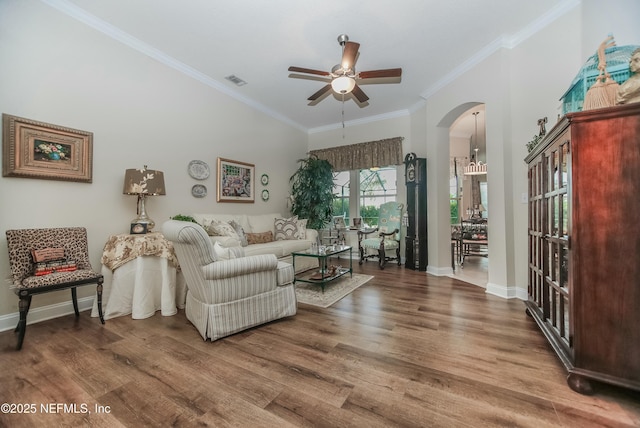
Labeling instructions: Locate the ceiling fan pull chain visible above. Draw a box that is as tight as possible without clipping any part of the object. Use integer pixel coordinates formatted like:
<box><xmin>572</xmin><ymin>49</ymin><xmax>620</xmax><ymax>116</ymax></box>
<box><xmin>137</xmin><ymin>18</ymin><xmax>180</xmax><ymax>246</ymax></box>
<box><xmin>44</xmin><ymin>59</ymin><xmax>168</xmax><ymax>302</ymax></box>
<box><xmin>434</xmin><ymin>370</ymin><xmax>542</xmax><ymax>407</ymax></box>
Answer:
<box><xmin>342</xmin><ymin>94</ymin><xmax>346</xmax><ymax>139</ymax></box>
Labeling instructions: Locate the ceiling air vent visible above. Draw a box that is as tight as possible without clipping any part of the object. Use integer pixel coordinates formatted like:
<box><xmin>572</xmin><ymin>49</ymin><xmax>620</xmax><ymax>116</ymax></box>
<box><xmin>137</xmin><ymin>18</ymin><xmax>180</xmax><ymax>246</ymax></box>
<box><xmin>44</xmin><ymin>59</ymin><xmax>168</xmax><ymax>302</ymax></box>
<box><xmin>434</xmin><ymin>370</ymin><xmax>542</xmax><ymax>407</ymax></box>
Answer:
<box><xmin>225</xmin><ymin>75</ymin><xmax>247</xmax><ymax>86</ymax></box>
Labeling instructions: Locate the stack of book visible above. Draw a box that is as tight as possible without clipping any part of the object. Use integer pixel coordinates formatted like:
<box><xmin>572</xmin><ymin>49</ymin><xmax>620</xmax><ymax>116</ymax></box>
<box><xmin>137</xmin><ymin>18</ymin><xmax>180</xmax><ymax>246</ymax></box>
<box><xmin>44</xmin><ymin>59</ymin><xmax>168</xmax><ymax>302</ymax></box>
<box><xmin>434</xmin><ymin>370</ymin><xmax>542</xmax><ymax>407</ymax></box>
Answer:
<box><xmin>33</xmin><ymin>259</ymin><xmax>77</xmax><ymax>276</ymax></box>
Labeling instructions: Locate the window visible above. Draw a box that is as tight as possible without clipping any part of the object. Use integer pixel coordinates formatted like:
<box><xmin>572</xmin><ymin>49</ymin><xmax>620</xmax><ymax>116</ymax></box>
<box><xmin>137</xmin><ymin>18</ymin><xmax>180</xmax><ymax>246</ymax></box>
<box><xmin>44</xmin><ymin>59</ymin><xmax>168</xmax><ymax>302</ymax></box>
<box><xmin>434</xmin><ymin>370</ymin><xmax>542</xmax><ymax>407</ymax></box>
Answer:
<box><xmin>332</xmin><ymin>167</ymin><xmax>397</xmax><ymax>228</ymax></box>
<box><xmin>480</xmin><ymin>182</ymin><xmax>488</xmax><ymax>219</ymax></box>
<box><xmin>333</xmin><ymin>171</ymin><xmax>350</xmax><ymax>220</ymax></box>
<box><xmin>450</xmin><ymin>175</ymin><xmax>460</xmax><ymax>224</ymax></box>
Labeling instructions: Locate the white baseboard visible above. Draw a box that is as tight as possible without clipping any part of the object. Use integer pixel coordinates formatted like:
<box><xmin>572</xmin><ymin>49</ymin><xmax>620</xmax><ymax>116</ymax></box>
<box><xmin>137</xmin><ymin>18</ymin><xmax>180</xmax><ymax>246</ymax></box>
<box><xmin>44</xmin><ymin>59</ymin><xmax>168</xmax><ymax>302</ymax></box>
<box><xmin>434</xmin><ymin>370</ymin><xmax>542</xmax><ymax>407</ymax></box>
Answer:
<box><xmin>486</xmin><ymin>282</ymin><xmax>527</xmax><ymax>300</ymax></box>
<box><xmin>427</xmin><ymin>265</ymin><xmax>454</xmax><ymax>276</ymax></box>
<box><xmin>0</xmin><ymin>296</ymin><xmax>95</xmax><ymax>332</ymax></box>
<box><xmin>514</xmin><ymin>287</ymin><xmax>528</xmax><ymax>301</ymax></box>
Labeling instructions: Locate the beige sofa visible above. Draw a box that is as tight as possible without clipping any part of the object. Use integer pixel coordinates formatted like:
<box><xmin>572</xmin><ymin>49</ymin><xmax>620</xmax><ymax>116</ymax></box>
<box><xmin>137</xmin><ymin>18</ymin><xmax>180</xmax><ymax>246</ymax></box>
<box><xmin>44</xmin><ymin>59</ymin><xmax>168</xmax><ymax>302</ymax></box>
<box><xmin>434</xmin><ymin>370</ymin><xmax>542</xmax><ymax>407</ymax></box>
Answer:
<box><xmin>191</xmin><ymin>213</ymin><xmax>318</xmax><ymax>273</ymax></box>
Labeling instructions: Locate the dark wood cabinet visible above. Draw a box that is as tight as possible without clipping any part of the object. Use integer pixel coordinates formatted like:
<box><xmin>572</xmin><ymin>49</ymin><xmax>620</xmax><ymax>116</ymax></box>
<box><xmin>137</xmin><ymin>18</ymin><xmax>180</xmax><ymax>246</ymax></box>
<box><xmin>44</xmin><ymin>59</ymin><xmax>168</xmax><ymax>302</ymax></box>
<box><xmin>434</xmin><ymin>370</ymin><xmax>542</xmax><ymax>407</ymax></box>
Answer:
<box><xmin>404</xmin><ymin>153</ymin><xmax>427</xmax><ymax>271</ymax></box>
<box><xmin>524</xmin><ymin>103</ymin><xmax>640</xmax><ymax>394</ymax></box>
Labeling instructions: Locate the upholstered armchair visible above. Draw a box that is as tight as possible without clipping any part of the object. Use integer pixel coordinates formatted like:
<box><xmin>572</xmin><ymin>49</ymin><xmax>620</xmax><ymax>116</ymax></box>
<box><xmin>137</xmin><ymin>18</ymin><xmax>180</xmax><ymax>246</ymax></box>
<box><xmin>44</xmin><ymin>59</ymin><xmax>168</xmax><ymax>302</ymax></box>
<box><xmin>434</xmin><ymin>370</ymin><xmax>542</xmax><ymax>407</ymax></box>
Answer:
<box><xmin>5</xmin><ymin>227</ymin><xmax>105</xmax><ymax>350</ymax></box>
<box><xmin>358</xmin><ymin>201</ymin><xmax>404</xmax><ymax>269</ymax></box>
<box><xmin>161</xmin><ymin>220</ymin><xmax>297</xmax><ymax>341</ymax></box>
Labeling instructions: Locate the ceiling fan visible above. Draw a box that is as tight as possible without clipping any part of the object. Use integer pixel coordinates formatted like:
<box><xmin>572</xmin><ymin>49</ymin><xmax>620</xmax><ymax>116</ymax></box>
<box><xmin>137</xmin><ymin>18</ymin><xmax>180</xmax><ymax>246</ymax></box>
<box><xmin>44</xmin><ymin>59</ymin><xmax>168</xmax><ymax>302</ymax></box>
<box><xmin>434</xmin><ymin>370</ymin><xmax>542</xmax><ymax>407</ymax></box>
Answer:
<box><xmin>288</xmin><ymin>34</ymin><xmax>402</xmax><ymax>104</ymax></box>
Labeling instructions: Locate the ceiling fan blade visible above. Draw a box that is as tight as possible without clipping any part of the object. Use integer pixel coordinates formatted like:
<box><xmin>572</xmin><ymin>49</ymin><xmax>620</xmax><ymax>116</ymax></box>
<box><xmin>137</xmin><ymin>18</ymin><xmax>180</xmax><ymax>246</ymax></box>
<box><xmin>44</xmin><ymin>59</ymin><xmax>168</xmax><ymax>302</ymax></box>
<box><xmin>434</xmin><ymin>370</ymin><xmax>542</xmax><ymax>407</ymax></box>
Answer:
<box><xmin>351</xmin><ymin>84</ymin><xmax>369</xmax><ymax>103</ymax></box>
<box><xmin>341</xmin><ymin>41</ymin><xmax>360</xmax><ymax>70</ymax></box>
<box><xmin>288</xmin><ymin>73</ymin><xmax>331</xmax><ymax>83</ymax></box>
<box><xmin>358</xmin><ymin>68</ymin><xmax>402</xmax><ymax>79</ymax></box>
<box><xmin>308</xmin><ymin>84</ymin><xmax>332</xmax><ymax>101</ymax></box>
<box><xmin>288</xmin><ymin>66</ymin><xmax>330</xmax><ymax>77</ymax></box>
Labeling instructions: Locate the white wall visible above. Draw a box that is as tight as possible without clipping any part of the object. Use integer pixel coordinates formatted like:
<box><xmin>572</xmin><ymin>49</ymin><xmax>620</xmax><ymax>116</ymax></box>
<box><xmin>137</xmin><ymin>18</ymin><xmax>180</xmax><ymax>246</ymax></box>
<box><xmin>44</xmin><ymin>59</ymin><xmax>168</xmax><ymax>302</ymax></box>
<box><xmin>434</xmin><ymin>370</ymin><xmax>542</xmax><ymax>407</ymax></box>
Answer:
<box><xmin>308</xmin><ymin>114</ymin><xmax>412</xmax><ymax>150</ymax></box>
<box><xmin>0</xmin><ymin>0</ymin><xmax>307</xmax><ymax>321</ymax></box>
<box><xmin>309</xmin><ymin>0</ymin><xmax>640</xmax><ymax>299</ymax></box>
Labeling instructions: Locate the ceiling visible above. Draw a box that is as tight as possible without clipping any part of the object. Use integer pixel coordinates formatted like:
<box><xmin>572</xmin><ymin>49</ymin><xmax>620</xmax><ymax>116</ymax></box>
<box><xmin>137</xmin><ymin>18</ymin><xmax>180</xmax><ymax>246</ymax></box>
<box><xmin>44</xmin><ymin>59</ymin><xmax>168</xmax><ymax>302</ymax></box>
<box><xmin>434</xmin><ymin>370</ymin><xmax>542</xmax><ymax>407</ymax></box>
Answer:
<box><xmin>51</xmin><ymin>0</ymin><xmax>572</xmax><ymax>133</ymax></box>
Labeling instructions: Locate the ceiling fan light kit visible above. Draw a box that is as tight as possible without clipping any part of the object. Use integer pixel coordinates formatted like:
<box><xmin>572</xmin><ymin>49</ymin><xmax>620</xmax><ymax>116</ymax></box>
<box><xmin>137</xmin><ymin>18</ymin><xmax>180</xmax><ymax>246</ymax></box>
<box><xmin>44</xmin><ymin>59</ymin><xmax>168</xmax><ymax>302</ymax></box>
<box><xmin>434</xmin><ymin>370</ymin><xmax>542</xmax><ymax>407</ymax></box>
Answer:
<box><xmin>331</xmin><ymin>75</ymin><xmax>356</xmax><ymax>94</ymax></box>
<box><xmin>288</xmin><ymin>34</ymin><xmax>402</xmax><ymax>104</ymax></box>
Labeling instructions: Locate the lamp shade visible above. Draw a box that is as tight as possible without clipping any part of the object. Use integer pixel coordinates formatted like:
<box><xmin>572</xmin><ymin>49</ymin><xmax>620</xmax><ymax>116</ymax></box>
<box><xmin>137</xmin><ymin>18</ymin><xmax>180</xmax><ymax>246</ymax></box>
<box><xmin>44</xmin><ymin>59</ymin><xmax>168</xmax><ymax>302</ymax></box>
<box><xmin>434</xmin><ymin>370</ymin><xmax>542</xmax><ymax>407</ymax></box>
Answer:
<box><xmin>123</xmin><ymin>167</ymin><xmax>166</xmax><ymax>195</ymax></box>
<box><xmin>331</xmin><ymin>76</ymin><xmax>356</xmax><ymax>94</ymax></box>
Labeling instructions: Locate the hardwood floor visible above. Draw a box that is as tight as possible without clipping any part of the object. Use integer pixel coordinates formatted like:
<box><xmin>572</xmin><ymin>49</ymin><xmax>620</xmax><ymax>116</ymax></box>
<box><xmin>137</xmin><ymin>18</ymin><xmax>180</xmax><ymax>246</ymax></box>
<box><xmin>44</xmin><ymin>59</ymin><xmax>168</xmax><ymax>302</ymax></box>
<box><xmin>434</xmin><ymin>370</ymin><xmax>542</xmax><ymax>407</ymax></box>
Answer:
<box><xmin>1</xmin><ymin>262</ymin><xmax>639</xmax><ymax>427</ymax></box>
<box><xmin>449</xmin><ymin>253</ymin><xmax>488</xmax><ymax>288</ymax></box>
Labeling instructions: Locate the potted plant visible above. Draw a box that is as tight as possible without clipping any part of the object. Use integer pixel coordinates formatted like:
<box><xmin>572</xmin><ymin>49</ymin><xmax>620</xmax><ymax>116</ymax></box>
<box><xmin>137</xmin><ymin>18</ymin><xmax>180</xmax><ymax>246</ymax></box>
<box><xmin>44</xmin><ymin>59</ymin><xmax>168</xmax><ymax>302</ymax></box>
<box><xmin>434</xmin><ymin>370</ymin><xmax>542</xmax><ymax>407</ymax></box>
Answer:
<box><xmin>289</xmin><ymin>155</ymin><xmax>334</xmax><ymax>230</ymax></box>
<box><xmin>170</xmin><ymin>214</ymin><xmax>200</xmax><ymax>225</ymax></box>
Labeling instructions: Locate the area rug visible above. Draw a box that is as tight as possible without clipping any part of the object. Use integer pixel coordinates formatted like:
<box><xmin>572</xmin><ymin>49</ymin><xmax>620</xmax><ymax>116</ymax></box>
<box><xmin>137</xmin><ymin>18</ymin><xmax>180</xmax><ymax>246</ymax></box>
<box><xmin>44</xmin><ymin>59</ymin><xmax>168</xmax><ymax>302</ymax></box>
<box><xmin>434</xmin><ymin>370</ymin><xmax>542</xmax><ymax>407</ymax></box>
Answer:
<box><xmin>295</xmin><ymin>273</ymin><xmax>373</xmax><ymax>308</ymax></box>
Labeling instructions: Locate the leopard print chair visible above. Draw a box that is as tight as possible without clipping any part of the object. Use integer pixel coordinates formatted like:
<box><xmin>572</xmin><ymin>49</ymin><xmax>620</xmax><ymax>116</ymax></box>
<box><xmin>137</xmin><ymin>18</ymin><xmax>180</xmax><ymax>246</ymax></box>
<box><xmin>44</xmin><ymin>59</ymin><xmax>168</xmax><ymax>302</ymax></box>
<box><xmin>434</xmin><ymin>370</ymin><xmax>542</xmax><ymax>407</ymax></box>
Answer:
<box><xmin>5</xmin><ymin>227</ymin><xmax>105</xmax><ymax>350</ymax></box>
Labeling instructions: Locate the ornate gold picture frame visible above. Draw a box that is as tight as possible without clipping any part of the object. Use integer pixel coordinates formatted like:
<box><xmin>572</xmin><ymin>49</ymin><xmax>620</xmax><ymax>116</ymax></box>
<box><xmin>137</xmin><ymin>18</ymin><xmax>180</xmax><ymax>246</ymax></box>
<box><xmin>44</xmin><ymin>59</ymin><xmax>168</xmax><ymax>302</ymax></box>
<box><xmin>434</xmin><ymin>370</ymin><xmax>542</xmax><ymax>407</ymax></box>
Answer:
<box><xmin>216</xmin><ymin>157</ymin><xmax>255</xmax><ymax>203</ymax></box>
<box><xmin>2</xmin><ymin>114</ymin><xmax>93</xmax><ymax>183</ymax></box>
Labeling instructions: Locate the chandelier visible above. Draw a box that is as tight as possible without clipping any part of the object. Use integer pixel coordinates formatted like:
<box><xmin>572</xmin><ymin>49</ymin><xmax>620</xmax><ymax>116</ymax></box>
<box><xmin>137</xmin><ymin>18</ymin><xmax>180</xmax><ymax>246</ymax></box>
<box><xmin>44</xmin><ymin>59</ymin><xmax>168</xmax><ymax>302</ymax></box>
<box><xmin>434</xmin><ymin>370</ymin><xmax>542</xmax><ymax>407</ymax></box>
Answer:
<box><xmin>464</xmin><ymin>111</ymin><xmax>487</xmax><ymax>176</ymax></box>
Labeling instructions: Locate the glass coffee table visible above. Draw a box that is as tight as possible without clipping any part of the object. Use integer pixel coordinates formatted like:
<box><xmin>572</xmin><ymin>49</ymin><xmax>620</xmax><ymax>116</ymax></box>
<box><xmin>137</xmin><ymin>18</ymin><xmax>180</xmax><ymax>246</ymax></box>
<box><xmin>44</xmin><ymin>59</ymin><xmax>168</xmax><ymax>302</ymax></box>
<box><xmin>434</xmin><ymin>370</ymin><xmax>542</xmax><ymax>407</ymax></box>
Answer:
<box><xmin>292</xmin><ymin>245</ymin><xmax>352</xmax><ymax>292</ymax></box>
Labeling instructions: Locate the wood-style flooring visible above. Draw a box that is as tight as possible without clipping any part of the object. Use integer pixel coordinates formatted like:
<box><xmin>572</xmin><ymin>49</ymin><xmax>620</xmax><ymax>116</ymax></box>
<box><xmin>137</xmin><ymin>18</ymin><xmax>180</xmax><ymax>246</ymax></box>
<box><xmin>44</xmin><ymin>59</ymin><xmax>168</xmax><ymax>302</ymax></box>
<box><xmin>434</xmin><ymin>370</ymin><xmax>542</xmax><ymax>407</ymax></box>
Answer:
<box><xmin>1</xmin><ymin>262</ymin><xmax>639</xmax><ymax>427</ymax></box>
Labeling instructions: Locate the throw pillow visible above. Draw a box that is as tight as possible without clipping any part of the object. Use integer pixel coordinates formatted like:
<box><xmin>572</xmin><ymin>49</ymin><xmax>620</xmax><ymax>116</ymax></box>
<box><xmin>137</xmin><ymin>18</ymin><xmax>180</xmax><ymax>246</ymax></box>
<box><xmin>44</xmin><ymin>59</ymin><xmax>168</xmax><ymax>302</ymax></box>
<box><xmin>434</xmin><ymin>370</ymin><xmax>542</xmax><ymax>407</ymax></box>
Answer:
<box><xmin>296</xmin><ymin>218</ymin><xmax>308</xmax><ymax>239</ymax></box>
<box><xmin>246</xmin><ymin>231</ymin><xmax>274</xmax><ymax>245</ymax></box>
<box><xmin>228</xmin><ymin>220</ymin><xmax>248</xmax><ymax>247</ymax></box>
<box><xmin>201</xmin><ymin>219</ymin><xmax>215</xmax><ymax>236</ymax></box>
<box><xmin>212</xmin><ymin>242</ymin><xmax>236</xmax><ymax>261</ymax></box>
<box><xmin>274</xmin><ymin>216</ymin><xmax>300</xmax><ymax>241</ymax></box>
<box><xmin>31</xmin><ymin>247</ymin><xmax>65</xmax><ymax>263</ymax></box>
<box><xmin>207</xmin><ymin>220</ymin><xmax>240</xmax><ymax>239</ymax></box>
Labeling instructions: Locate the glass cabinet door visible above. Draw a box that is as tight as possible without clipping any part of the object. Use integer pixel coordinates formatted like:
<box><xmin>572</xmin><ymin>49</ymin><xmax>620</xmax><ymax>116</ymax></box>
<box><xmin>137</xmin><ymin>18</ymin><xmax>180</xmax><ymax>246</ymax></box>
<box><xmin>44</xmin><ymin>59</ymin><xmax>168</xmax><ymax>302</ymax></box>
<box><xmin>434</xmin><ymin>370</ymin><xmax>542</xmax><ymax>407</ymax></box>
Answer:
<box><xmin>544</xmin><ymin>139</ymin><xmax>571</xmax><ymax>350</ymax></box>
<box><xmin>527</xmin><ymin>154</ymin><xmax>545</xmax><ymax>311</ymax></box>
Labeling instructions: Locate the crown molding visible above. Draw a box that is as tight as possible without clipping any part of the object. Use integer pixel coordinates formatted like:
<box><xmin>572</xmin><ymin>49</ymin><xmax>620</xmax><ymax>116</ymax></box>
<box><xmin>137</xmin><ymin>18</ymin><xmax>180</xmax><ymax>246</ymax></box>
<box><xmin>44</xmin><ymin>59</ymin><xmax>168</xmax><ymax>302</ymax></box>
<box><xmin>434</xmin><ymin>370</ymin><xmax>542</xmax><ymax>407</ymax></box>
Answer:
<box><xmin>40</xmin><ymin>0</ymin><xmax>307</xmax><ymax>133</ymax></box>
<box><xmin>421</xmin><ymin>0</ymin><xmax>581</xmax><ymax>100</ymax></box>
<box><xmin>507</xmin><ymin>0</ymin><xmax>581</xmax><ymax>48</ymax></box>
<box><xmin>40</xmin><ymin>0</ymin><xmax>580</xmax><ymax>134</ymax></box>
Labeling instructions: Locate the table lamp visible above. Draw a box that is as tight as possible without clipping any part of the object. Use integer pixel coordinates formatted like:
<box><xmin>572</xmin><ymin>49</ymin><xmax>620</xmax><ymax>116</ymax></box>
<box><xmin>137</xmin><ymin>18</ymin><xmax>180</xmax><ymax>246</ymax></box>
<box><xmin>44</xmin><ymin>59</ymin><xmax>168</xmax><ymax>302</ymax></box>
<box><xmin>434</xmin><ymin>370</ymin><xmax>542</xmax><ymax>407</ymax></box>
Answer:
<box><xmin>123</xmin><ymin>166</ymin><xmax>165</xmax><ymax>232</ymax></box>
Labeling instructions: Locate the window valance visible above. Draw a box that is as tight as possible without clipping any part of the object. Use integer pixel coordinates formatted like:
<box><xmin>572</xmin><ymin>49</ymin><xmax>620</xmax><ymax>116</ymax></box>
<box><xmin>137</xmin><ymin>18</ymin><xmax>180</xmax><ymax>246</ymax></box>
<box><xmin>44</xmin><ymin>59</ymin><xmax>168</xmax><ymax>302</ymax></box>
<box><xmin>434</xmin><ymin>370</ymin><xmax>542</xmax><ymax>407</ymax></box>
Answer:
<box><xmin>309</xmin><ymin>137</ymin><xmax>404</xmax><ymax>172</ymax></box>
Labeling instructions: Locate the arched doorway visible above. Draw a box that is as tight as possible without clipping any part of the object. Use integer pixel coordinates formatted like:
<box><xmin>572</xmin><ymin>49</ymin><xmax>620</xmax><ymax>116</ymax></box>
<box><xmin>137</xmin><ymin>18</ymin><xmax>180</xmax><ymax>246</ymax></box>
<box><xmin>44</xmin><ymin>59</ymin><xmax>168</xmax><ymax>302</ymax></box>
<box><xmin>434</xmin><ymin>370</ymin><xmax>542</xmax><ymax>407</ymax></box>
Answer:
<box><xmin>449</xmin><ymin>105</ymin><xmax>488</xmax><ymax>288</ymax></box>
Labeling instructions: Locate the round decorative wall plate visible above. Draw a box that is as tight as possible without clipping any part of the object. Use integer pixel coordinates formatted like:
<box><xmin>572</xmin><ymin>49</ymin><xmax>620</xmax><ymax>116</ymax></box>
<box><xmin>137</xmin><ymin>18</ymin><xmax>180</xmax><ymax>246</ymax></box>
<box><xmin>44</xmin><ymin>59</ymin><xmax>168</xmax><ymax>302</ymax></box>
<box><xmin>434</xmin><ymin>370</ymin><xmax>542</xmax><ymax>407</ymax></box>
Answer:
<box><xmin>261</xmin><ymin>189</ymin><xmax>270</xmax><ymax>201</ymax></box>
<box><xmin>191</xmin><ymin>184</ymin><xmax>207</xmax><ymax>198</ymax></box>
<box><xmin>188</xmin><ymin>160</ymin><xmax>210</xmax><ymax>180</ymax></box>
<box><xmin>261</xmin><ymin>173</ymin><xmax>269</xmax><ymax>185</ymax></box>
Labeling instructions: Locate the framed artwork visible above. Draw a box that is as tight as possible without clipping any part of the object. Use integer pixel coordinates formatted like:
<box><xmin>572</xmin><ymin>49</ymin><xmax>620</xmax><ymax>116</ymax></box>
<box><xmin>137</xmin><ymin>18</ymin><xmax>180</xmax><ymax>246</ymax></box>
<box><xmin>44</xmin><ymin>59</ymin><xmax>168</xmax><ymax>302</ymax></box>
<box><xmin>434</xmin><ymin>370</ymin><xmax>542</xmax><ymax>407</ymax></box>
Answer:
<box><xmin>2</xmin><ymin>114</ymin><xmax>93</xmax><ymax>183</ymax></box>
<box><xmin>216</xmin><ymin>157</ymin><xmax>255</xmax><ymax>203</ymax></box>
<box><xmin>130</xmin><ymin>222</ymin><xmax>148</xmax><ymax>235</ymax></box>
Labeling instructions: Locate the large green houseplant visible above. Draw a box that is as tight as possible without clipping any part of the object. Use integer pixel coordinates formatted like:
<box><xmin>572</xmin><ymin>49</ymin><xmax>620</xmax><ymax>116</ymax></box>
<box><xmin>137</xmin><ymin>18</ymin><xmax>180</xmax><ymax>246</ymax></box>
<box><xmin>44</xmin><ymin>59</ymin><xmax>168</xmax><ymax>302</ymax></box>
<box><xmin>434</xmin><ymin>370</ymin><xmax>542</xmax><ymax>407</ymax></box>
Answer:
<box><xmin>289</xmin><ymin>155</ymin><xmax>334</xmax><ymax>230</ymax></box>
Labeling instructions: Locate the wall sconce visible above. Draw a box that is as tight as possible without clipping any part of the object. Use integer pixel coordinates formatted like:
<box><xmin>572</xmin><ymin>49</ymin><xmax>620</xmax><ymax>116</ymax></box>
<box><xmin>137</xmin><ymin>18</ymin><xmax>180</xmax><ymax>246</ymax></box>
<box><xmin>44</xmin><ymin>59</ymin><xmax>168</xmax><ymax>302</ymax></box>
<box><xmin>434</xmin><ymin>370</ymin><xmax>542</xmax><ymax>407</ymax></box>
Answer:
<box><xmin>123</xmin><ymin>166</ymin><xmax>165</xmax><ymax>232</ymax></box>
